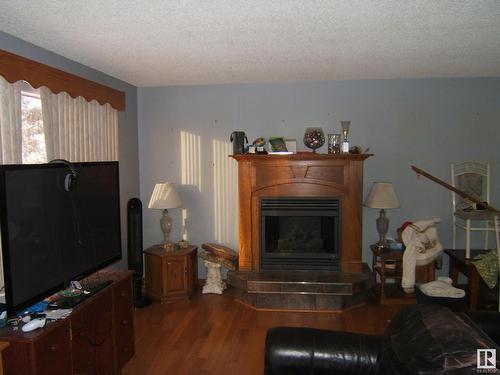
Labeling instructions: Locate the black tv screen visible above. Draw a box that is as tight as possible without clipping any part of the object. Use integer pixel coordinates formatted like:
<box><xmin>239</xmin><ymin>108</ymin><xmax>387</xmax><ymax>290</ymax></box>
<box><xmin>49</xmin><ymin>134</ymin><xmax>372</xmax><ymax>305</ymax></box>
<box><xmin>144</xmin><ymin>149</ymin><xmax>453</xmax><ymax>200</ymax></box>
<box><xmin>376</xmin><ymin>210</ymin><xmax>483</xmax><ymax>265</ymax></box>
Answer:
<box><xmin>0</xmin><ymin>162</ymin><xmax>122</xmax><ymax>314</ymax></box>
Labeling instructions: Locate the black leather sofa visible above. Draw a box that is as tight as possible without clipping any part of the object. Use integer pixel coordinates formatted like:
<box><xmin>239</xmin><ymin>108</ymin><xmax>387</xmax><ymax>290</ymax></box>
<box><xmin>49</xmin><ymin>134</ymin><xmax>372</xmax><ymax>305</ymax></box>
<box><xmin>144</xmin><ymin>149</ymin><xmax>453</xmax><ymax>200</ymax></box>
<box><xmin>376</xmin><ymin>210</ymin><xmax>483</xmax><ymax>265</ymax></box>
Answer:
<box><xmin>265</xmin><ymin>305</ymin><xmax>500</xmax><ymax>375</ymax></box>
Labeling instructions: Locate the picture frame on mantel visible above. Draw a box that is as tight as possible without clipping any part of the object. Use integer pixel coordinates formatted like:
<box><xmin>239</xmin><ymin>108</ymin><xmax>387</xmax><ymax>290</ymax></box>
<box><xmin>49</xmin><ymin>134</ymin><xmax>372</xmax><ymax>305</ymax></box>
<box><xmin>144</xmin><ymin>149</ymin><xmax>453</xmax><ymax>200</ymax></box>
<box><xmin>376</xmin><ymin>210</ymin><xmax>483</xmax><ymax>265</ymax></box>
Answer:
<box><xmin>268</xmin><ymin>137</ymin><xmax>288</xmax><ymax>152</ymax></box>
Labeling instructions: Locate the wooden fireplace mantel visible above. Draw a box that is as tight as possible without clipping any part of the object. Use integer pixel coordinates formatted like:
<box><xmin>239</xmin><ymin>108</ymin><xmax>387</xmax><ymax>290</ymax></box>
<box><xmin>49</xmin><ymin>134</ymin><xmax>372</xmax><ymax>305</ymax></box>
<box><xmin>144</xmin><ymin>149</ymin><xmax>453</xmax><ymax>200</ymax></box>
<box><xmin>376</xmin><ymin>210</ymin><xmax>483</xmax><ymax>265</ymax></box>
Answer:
<box><xmin>230</xmin><ymin>153</ymin><xmax>372</xmax><ymax>272</ymax></box>
<box><xmin>231</xmin><ymin>153</ymin><xmax>372</xmax><ymax>162</ymax></box>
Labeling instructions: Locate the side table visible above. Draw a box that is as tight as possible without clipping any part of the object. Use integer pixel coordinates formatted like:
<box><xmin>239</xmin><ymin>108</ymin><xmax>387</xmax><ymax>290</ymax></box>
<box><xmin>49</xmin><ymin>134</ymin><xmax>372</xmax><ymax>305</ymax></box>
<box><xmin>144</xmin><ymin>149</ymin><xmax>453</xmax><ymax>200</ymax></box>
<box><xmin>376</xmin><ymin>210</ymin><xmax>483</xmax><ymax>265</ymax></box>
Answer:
<box><xmin>370</xmin><ymin>244</ymin><xmax>403</xmax><ymax>298</ymax></box>
<box><xmin>445</xmin><ymin>249</ymin><xmax>488</xmax><ymax>311</ymax></box>
<box><xmin>144</xmin><ymin>245</ymin><xmax>198</xmax><ymax>303</ymax></box>
<box><xmin>370</xmin><ymin>244</ymin><xmax>437</xmax><ymax>301</ymax></box>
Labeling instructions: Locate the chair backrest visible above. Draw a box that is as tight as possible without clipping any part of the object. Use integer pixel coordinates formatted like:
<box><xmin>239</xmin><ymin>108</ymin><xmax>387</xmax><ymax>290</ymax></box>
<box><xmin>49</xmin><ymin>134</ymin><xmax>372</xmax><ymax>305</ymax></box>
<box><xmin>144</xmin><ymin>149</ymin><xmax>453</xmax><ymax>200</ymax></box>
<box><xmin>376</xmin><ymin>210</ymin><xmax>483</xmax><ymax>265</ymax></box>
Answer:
<box><xmin>451</xmin><ymin>161</ymin><xmax>490</xmax><ymax>212</ymax></box>
<box><xmin>495</xmin><ymin>216</ymin><xmax>500</xmax><ymax>252</ymax></box>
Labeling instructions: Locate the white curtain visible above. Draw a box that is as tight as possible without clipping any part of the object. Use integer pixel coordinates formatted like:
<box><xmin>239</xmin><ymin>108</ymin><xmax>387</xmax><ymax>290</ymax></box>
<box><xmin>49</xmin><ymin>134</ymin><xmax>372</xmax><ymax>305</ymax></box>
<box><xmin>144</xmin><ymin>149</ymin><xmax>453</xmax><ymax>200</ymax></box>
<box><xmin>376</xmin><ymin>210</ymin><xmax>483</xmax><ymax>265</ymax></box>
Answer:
<box><xmin>0</xmin><ymin>76</ymin><xmax>22</xmax><ymax>164</ymax></box>
<box><xmin>0</xmin><ymin>75</ymin><xmax>23</xmax><ymax>289</ymax></box>
<box><xmin>40</xmin><ymin>87</ymin><xmax>118</xmax><ymax>162</ymax></box>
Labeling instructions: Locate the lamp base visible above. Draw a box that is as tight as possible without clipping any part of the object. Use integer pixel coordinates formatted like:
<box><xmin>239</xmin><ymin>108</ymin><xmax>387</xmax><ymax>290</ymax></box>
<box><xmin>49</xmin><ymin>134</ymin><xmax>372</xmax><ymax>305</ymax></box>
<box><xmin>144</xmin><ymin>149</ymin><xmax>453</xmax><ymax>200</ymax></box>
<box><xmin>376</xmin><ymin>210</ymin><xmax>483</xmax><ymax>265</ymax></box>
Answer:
<box><xmin>160</xmin><ymin>209</ymin><xmax>173</xmax><ymax>244</ymax></box>
<box><xmin>376</xmin><ymin>209</ymin><xmax>389</xmax><ymax>247</ymax></box>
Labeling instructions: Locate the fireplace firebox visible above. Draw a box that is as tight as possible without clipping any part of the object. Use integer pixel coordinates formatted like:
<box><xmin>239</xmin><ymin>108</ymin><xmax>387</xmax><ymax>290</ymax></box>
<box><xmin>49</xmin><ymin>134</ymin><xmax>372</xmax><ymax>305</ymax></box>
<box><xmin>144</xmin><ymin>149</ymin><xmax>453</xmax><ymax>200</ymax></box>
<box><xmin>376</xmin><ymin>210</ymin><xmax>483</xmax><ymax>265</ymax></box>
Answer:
<box><xmin>260</xmin><ymin>197</ymin><xmax>340</xmax><ymax>270</ymax></box>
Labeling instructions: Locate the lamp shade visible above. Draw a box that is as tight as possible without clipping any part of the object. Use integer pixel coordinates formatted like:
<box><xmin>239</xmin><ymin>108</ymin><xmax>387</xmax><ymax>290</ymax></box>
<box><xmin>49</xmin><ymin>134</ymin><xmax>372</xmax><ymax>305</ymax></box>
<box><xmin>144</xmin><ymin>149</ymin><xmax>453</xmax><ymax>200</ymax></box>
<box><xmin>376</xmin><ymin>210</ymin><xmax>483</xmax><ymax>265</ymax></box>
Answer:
<box><xmin>364</xmin><ymin>182</ymin><xmax>400</xmax><ymax>209</ymax></box>
<box><xmin>148</xmin><ymin>182</ymin><xmax>182</xmax><ymax>209</ymax></box>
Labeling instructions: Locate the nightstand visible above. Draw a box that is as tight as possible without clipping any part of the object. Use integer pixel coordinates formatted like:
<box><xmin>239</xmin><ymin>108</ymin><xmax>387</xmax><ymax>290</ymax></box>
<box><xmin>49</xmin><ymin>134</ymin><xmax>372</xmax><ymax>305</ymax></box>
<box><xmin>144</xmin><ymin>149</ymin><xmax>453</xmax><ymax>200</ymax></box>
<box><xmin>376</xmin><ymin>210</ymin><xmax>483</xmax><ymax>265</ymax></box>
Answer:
<box><xmin>144</xmin><ymin>245</ymin><xmax>198</xmax><ymax>303</ymax></box>
<box><xmin>370</xmin><ymin>244</ymin><xmax>437</xmax><ymax>302</ymax></box>
<box><xmin>370</xmin><ymin>244</ymin><xmax>404</xmax><ymax>299</ymax></box>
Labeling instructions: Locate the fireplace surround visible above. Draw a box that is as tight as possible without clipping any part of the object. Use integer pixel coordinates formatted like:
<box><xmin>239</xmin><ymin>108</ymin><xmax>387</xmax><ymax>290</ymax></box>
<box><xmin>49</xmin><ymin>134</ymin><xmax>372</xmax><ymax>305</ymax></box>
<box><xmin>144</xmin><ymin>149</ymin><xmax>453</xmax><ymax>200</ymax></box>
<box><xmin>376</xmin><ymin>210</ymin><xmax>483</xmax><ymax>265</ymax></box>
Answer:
<box><xmin>229</xmin><ymin>153</ymin><xmax>372</xmax><ymax>311</ymax></box>
<box><xmin>231</xmin><ymin>153</ymin><xmax>372</xmax><ymax>273</ymax></box>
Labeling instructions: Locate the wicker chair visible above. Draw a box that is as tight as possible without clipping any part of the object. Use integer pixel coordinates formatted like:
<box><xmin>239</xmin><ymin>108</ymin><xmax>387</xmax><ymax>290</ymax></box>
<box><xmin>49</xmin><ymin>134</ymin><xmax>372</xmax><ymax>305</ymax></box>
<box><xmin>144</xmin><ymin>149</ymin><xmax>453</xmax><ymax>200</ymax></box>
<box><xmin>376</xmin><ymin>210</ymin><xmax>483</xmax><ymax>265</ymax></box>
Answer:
<box><xmin>451</xmin><ymin>161</ymin><xmax>497</xmax><ymax>258</ymax></box>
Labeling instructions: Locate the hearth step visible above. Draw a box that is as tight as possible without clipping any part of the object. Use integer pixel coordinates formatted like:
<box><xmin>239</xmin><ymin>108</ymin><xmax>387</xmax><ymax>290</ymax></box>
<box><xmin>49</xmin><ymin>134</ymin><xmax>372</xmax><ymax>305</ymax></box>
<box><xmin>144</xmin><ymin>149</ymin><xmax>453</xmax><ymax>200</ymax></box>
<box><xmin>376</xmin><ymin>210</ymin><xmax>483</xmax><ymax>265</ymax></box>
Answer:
<box><xmin>228</xmin><ymin>268</ymin><xmax>371</xmax><ymax>311</ymax></box>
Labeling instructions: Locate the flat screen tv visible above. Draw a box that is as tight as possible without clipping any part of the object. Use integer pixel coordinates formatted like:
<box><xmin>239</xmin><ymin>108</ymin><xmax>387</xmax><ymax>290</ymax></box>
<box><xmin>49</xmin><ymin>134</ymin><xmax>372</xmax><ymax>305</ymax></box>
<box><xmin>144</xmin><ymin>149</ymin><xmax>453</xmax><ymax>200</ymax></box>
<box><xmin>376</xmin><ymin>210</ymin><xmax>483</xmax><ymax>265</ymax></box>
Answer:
<box><xmin>0</xmin><ymin>161</ymin><xmax>122</xmax><ymax>314</ymax></box>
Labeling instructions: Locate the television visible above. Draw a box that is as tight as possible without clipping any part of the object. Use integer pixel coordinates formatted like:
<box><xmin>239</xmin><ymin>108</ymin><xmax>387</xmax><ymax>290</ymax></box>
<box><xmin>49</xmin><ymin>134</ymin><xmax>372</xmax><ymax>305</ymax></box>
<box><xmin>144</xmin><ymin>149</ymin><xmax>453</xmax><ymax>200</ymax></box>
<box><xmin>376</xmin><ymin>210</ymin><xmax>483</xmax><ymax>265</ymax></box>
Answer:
<box><xmin>0</xmin><ymin>161</ymin><xmax>122</xmax><ymax>314</ymax></box>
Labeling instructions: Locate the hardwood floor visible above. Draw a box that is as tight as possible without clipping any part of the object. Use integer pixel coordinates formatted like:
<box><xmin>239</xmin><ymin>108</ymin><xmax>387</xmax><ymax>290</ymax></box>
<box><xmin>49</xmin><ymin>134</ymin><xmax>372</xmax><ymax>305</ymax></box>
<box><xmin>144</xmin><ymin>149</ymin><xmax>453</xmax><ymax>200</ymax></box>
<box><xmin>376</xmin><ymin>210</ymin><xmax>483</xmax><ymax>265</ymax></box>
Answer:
<box><xmin>123</xmin><ymin>288</ymin><xmax>405</xmax><ymax>375</ymax></box>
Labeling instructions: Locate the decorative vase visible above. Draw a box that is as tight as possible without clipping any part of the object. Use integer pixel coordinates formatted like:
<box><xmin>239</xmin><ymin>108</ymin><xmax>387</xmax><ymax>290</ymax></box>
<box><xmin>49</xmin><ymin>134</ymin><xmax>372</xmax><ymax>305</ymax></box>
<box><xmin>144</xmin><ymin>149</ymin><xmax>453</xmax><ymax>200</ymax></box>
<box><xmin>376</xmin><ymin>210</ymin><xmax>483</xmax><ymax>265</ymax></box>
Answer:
<box><xmin>303</xmin><ymin>127</ymin><xmax>325</xmax><ymax>153</ymax></box>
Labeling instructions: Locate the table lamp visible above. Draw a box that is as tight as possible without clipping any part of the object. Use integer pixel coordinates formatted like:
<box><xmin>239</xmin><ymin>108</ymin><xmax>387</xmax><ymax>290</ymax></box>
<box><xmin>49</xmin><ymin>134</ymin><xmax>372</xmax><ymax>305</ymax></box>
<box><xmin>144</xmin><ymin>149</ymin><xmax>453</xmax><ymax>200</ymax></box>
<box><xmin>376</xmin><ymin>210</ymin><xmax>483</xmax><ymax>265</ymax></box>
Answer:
<box><xmin>148</xmin><ymin>182</ymin><xmax>182</xmax><ymax>247</ymax></box>
<box><xmin>364</xmin><ymin>182</ymin><xmax>400</xmax><ymax>247</ymax></box>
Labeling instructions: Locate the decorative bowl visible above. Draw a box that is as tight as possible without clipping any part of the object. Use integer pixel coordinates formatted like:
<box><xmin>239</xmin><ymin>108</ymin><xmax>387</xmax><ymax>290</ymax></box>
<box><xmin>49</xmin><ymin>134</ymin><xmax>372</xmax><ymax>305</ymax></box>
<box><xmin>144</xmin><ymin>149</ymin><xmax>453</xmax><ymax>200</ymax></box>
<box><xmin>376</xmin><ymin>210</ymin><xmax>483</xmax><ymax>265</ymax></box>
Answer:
<box><xmin>303</xmin><ymin>127</ymin><xmax>325</xmax><ymax>152</ymax></box>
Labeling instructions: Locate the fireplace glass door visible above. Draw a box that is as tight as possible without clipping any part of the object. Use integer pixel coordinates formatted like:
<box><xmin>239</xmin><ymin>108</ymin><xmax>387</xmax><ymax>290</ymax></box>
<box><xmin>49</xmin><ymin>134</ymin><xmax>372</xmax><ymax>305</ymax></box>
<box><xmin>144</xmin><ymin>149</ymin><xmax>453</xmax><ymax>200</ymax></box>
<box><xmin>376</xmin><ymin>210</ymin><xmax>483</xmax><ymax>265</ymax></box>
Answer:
<box><xmin>260</xmin><ymin>197</ymin><xmax>340</xmax><ymax>270</ymax></box>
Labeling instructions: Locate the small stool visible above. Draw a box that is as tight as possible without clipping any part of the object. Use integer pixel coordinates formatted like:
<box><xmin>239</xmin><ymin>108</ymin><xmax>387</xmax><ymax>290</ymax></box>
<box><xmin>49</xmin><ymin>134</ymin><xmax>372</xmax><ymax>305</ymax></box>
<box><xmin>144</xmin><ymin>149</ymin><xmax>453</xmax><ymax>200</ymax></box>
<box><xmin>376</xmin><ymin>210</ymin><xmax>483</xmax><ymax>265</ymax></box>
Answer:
<box><xmin>199</xmin><ymin>243</ymin><xmax>238</xmax><ymax>295</ymax></box>
<box><xmin>202</xmin><ymin>260</ymin><xmax>226</xmax><ymax>294</ymax></box>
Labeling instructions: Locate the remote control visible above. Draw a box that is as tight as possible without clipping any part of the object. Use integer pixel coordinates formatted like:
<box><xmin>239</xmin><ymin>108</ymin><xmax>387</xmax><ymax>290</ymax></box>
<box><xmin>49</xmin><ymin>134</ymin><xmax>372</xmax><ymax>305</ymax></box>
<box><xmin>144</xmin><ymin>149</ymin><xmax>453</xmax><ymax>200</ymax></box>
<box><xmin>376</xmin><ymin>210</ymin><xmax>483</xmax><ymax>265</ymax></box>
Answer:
<box><xmin>21</xmin><ymin>318</ymin><xmax>46</xmax><ymax>332</ymax></box>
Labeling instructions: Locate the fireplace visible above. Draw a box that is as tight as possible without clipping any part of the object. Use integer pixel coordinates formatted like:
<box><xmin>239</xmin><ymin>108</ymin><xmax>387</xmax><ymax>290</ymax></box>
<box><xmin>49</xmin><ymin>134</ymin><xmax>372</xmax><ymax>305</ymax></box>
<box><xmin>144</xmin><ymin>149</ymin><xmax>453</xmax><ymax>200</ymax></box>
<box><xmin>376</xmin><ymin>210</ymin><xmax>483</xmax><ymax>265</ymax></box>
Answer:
<box><xmin>230</xmin><ymin>153</ymin><xmax>371</xmax><ymax>272</ymax></box>
<box><xmin>260</xmin><ymin>197</ymin><xmax>340</xmax><ymax>270</ymax></box>
<box><xmin>229</xmin><ymin>154</ymin><xmax>372</xmax><ymax>311</ymax></box>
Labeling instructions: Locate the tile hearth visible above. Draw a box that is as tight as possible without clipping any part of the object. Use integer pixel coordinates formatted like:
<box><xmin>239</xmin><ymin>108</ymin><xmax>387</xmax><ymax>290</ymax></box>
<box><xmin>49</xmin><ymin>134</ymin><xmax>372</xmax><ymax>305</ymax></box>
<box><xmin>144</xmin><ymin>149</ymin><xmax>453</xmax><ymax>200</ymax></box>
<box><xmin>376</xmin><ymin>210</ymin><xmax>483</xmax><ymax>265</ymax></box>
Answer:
<box><xmin>228</xmin><ymin>267</ymin><xmax>371</xmax><ymax>311</ymax></box>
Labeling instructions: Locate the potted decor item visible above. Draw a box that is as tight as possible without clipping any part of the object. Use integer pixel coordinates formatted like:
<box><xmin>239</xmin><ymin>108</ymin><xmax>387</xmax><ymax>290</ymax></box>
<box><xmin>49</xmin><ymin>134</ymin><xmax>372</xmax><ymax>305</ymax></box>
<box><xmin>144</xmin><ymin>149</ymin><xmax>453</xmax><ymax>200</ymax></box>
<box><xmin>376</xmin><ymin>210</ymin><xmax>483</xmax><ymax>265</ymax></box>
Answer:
<box><xmin>303</xmin><ymin>127</ymin><xmax>325</xmax><ymax>153</ymax></box>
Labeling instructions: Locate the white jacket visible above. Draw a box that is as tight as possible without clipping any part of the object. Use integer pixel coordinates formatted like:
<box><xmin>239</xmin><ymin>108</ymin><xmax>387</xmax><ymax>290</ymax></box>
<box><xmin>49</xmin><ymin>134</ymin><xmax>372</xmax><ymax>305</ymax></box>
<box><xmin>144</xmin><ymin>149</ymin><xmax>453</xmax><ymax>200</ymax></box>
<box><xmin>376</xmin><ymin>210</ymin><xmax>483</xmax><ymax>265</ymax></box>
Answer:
<box><xmin>401</xmin><ymin>218</ymin><xmax>443</xmax><ymax>292</ymax></box>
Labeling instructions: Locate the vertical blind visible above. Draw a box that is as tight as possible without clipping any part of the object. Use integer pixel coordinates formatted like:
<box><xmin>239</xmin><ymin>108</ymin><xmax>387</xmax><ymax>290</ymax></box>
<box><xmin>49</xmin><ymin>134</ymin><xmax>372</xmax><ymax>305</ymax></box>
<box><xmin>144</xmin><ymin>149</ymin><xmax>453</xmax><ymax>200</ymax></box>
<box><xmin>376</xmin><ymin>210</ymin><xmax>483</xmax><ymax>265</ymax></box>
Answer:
<box><xmin>0</xmin><ymin>75</ymin><xmax>22</xmax><ymax>164</ymax></box>
<box><xmin>40</xmin><ymin>87</ymin><xmax>119</xmax><ymax>162</ymax></box>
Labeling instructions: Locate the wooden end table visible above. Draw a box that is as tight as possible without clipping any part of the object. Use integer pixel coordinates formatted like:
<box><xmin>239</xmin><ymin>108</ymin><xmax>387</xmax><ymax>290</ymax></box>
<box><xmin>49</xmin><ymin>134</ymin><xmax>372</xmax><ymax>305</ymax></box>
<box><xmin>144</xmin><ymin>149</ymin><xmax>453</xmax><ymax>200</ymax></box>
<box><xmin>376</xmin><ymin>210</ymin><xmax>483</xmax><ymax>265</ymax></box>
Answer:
<box><xmin>445</xmin><ymin>249</ymin><xmax>488</xmax><ymax>311</ymax></box>
<box><xmin>144</xmin><ymin>244</ymin><xmax>198</xmax><ymax>303</ymax></box>
<box><xmin>371</xmin><ymin>244</ymin><xmax>437</xmax><ymax>301</ymax></box>
<box><xmin>370</xmin><ymin>244</ymin><xmax>404</xmax><ymax>298</ymax></box>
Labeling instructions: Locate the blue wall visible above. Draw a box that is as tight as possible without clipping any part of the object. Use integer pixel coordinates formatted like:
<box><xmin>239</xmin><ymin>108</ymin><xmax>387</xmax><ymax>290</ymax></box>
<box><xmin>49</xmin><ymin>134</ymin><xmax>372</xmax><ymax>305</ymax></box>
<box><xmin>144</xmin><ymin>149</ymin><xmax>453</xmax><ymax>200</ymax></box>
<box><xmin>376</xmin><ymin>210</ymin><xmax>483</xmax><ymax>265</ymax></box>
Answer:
<box><xmin>138</xmin><ymin>79</ymin><xmax>500</xmax><ymax>276</ymax></box>
<box><xmin>4</xmin><ymin>28</ymin><xmax>497</xmax><ymax>277</ymax></box>
<box><xmin>0</xmin><ymin>31</ymin><xmax>140</xmax><ymax>269</ymax></box>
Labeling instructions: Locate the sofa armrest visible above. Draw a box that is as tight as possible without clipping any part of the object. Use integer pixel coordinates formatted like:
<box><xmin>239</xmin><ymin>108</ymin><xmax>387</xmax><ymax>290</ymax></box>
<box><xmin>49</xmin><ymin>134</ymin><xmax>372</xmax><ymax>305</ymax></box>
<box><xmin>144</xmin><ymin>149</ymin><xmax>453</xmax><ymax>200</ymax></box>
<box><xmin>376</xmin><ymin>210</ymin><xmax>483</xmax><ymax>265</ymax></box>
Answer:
<box><xmin>465</xmin><ymin>311</ymin><xmax>500</xmax><ymax>346</ymax></box>
<box><xmin>265</xmin><ymin>327</ymin><xmax>382</xmax><ymax>375</ymax></box>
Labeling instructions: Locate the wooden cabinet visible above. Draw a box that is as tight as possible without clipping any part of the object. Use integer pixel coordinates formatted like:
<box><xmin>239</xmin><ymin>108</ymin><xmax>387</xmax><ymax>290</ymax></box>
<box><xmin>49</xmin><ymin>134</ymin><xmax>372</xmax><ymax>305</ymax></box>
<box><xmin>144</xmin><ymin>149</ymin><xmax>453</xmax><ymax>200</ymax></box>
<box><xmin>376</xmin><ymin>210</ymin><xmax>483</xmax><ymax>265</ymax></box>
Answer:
<box><xmin>1</xmin><ymin>313</ymin><xmax>73</xmax><ymax>375</ymax></box>
<box><xmin>33</xmin><ymin>320</ymin><xmax>72</xmax><ymax>375</ymax></box>
<box><xmin>144</xmin><ymin>245</ymin><xmax>198</xmax><ymax>303</ymax></box>
<box><xmin>0</xmin><ymin>271</ymin><xmax>134</xmax><ymax>375</ymax></box>
<box><xmin>0</xmin><ymin>342</ymin><xmax>9</xmax><ymax>375</ymax></box>
<box><xmin>186</xmin><ymin>249</ymin><xmax>197</xmax><ymax>295</ymax></box>
<box><xmin>112</xmin><ymin>275</ymin><xmax>135</xmax><ymax>370</ymax></box>
<box><xmin>71</xmin><ymin>288</ymin><xmax>114</xmax><ymax>374</ymax></box>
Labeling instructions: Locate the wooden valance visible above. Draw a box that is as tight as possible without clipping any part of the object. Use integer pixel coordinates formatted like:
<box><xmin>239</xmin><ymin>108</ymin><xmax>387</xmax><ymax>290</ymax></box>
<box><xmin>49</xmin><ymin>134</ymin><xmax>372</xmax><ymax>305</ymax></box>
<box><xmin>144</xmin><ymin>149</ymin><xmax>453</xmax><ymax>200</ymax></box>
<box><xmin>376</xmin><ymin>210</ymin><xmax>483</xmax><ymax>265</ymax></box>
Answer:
<box><xmin>0</xmin><ymin>49</ymin><xmax>125</xmax><ymax>111</ymax></box>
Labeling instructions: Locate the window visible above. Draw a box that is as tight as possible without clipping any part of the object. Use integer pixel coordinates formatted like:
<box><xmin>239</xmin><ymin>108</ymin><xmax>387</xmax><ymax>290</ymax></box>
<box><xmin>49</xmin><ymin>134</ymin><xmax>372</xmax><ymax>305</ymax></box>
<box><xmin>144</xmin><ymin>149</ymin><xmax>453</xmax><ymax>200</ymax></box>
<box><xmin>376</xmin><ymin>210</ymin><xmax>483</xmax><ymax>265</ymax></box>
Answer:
<box><xmin>1</xmin><ymin>78</ymin><xmax>118</xmax><ymax>165</ymax></box>
<box><xmin>21</xmin><ymin>82</ymin><xmax>46</xmax><ymax>163</ymax></box>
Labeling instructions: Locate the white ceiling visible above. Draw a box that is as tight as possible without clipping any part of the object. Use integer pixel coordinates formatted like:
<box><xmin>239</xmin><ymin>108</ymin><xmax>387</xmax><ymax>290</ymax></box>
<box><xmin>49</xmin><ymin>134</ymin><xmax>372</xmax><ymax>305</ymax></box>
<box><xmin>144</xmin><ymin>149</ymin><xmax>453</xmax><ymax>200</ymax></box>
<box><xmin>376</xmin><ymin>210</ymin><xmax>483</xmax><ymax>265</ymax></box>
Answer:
<box><xmin>1</xmin><ymin>0</ymin><xmax>500</xmax><ymax>87</ymax></box>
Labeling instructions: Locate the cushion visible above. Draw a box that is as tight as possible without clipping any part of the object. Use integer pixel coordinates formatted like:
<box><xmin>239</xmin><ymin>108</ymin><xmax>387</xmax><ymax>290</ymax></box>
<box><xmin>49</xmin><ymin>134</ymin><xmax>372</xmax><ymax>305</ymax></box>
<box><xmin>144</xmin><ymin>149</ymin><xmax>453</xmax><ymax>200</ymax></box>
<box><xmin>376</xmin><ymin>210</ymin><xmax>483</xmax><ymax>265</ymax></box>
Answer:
<box><xmin>380</xmin><ymin>304</ymin><xmax>500</xmax><ymax>374</ymax></box>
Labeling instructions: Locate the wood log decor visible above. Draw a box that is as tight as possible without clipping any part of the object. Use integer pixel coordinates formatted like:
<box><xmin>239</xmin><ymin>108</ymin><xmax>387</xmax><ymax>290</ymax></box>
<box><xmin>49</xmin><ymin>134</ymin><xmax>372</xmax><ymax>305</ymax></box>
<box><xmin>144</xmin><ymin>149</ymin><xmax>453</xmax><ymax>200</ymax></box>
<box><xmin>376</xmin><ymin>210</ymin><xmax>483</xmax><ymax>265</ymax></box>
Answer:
<box><xmin>0</xmin><ymin>49</ymin><xmax>125</xmax><ymax>111</ymax></box>
<box><xmin>231</xmin><ymin>153</ymin><xmax>372</xmax><ymax>273</ymax></box>
<box><xmin>199</xmin><ymin>251</ymin><xmax>238</xmax><ymax>271</ymax></box>
<box><xmin>202</xmin><ymin>243</ymin><xmax>238</xmax><ymax>262</ymax></box>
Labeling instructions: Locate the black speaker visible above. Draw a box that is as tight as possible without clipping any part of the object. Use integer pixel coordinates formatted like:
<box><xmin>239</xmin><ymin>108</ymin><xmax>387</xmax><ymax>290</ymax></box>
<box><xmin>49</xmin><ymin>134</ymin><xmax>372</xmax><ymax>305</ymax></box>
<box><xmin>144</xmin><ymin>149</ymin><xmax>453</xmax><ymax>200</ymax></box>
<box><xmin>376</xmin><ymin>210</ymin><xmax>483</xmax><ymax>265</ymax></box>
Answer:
<box><xmin>127</xmin><ymin>198</ymin><xmax>151</xmax><ymax>308</ymax></box>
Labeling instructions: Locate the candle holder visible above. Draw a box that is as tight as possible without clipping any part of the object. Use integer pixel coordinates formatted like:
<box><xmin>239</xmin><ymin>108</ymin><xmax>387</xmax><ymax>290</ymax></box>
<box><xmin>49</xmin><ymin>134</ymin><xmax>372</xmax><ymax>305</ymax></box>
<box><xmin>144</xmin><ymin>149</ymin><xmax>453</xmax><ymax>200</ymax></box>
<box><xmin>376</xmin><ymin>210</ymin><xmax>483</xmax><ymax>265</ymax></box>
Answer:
<box><xmin>341</xmin><ymin>121</ymin><xmax>351</xmax><ymax>153</ymax></box>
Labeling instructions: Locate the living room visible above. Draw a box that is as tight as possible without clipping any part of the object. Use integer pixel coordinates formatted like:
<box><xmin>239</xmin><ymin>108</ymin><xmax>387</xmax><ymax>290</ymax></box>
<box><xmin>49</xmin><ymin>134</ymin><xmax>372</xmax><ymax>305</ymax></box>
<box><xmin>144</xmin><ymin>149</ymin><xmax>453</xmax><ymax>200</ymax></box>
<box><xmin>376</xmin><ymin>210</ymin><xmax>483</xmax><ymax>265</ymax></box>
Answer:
<box><xmin>1</xmin><ymin>1</ymin><xmax>500</xmax><ymax>374</ymax></box>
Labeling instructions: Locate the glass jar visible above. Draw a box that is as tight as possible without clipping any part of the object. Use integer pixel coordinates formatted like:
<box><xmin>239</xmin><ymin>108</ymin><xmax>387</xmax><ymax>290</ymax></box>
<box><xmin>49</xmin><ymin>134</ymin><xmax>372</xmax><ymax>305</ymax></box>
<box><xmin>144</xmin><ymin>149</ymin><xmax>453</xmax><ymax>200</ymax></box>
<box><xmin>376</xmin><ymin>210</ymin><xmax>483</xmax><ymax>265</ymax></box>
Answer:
<box><xmin>327</xmin><ymin>134</ymin><xmax>341</xmax><ymax>154</ymax></box>
<box><xmin>303</xmin><ymin>127</ymin><xmax>325</xmax><ymax>153</ymax></box>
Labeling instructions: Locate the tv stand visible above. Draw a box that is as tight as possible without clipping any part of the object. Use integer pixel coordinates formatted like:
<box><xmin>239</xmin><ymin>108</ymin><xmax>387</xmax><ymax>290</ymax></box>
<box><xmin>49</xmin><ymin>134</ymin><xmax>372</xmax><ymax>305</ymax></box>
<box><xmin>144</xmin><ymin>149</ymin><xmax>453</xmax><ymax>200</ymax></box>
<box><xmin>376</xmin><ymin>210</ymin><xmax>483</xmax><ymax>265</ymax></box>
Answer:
<box><xmin>0</xmin><ymin>270</ymin><xmax>134</xmax><ymax>374</ymax></box>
